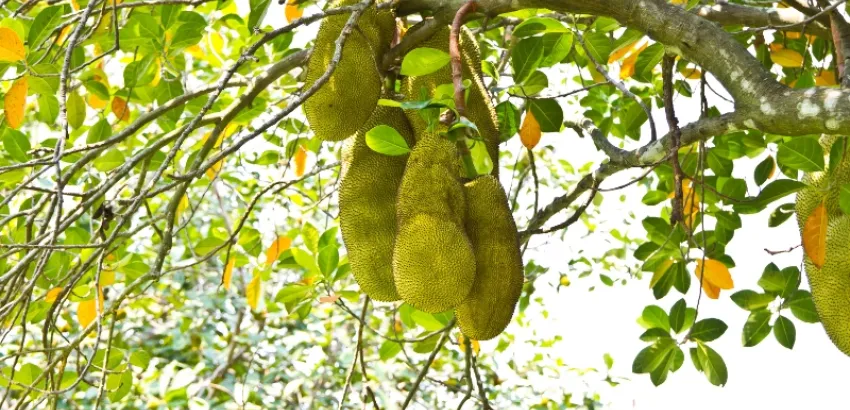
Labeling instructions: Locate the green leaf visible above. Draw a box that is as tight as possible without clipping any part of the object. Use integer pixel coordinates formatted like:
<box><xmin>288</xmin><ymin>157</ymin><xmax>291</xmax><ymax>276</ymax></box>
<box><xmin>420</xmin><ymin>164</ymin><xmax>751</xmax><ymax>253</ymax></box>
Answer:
<box><xmin>773</xmin><ymin>315</ymin><xmax>796</xmax><ymax>349</ymax></box>
<box><xmin>195</xmin><ymin>236</ymin><xmax>225</xmax><ymax>255</ymax></box>
<box><xmin>37</xmin><ymin>94</ymin><xmax>59</xmax><ymax>124</ymax></box>
<box><xmin>365</xmin><ymin>125</ymin><xmax>411</xmax><ymax>156</ymax></box>
<box><xmin>742</xmin><ymin>309</ymin><xmax>772</xmax><ymax>347</ymax></box>
<box><xmin>540</xmin><ymin>32</ymin><xmax>573</xmax><ymax>67</ymax></box>
<box><xmin>290</xmin><ymin>247</ymin><xmax>320</xmax><ymax>274</ymax></box>
<box><xmin>28</xmin><ymin>6</ymin><xmax>66</xmax><ymax>49</ymax></box>
<box><xmin>784</xmin><ymin>290</ymin><xmax>819</xmax><ymax>323</ymax></box>
<box><xmin>754</xmin><ymin>155</ymin><xmax>775</xmax><ymax>186</ymax></box>
<box><xmin>379</xmin><ymin>340</ymin><xmax>402</xmax><ymax>360</ymax></box>
<box><xmin>107</xmin><ymin>371</ymin><xmax>133</xmax><ymax>402</ymax></box>
<box><xmin>93</xmin><ymin>149</ymin><xmax>126</xmax><ymax>172</ymax></box>
<box><xmin>512</xmin><ymin>17</ymin><xmax>568</xmax><ymax>38</ymax></box>
<box><xmin>301</xmin><ymin>223</ymin><xmax>320</xmax><ymax>254</ymax></box>
<box><xmin>697</xmin><ymin>343</ymin><xmax>728</xmax><ymax>386</ymax></box>
<box><xmin>638</xmin><ymin>305</ymin><xmax>670</xmax><ymax>332</ymax></box>
<box><xmin>632</xmin><ymin>338</ymin><xmax>675</xmax><ymax>373</ymax></box>
<box><xmin>496</xmin><ymin>101</ymin><xmax>520</xmax><ymax>141</ymax></box>
<box><xmin>583</xmin><ymin>32</ymin><xmax>612</xmax><ymax>64</ymax></box>
<box><xmin>528</xmin><ymin>98</ymin><xmax>563</xmax><ymax>132</ymax></box>
<box><xmin>639</xmin><ymin>328</ymin><xmax>673</xmax><ymax>342</ymax></box>
<box><xmin>2</xmin><ymin>129</ymin><xmax>30</xmax><ymax>162</ymax></box>
<box><xmin>669</xmin><ymin>298</ymin><xmax>686</xmax><ymax>334</ymax></box>
<box><xmin>317</xmin><ymin>245</ymin><xmax>339</xmax><ymax>279</ymax></box>
<box><xmin>129</xmin><ymin>350</ymin><xmax>152</xmax><ymax>369</ymax></box>
<box><xmin>411</xmin><ymin>310</ymin><xmax>447</xmax><ymax>331</ymax></box>
<box><xmin>730</xmin><ymin>290</ymin><xmax>775</xmax><ymax>311</ymax></box>
<box><xmin>768</xmin><ymin>203</ymin><xmax>796</xmax><ymax>227</ymax></box>
<box><xmin>511</xmin><ymin>37</ymin><xmax>544</xmax><ymax>84</ymax></box>
<box><xmin>777</xmin><ymin>136</ymin><xmax>824</xmax><ymax>172</ymax></box>
<box><xmin>634</xmin><ymin>43</ymin><xmax>665</xmax><ymax>83</ymax></box>
<box><xmin>87</xmin><ymin>119</ymin><xmax>113</xmax><ymax>144</ymax></box>
<box><xmin>688</xmin><ymin>318</ymin><xmax>727</xmax><ymax>342</ymax></box>
<box><xmin>513</xmin><ymin>70</ymin><xmax>548</xmax><ymax>96</ymax></box>
<box><xmin>603</xmin><ymin>353</ymin><xmax>614</xmax><ymax>369</ymax></box>
<box><xmin>401</xmin><ymin>47</ymin><xmax>451</xmax><ymax>76</ymax></box>
<box><xmin>248</xmin><ymin>0</ymin><xmax>272</xmax><ymax>28</ymax></box>
<box><xmin>66</xmin><ymin>91</ymin><xmax>86</xmax><ymax>130</ymax></box>
<box><xmin>707</xmin><ymin>149</ymin><xmax>733</xmax><ymax>177</ymax></box>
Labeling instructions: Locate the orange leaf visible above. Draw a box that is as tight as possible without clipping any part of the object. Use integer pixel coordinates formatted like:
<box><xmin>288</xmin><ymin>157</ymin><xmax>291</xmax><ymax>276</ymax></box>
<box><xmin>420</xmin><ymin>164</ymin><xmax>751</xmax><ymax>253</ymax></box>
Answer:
<box><xmin>0</xmin><ymin>28</ymin><xmax>25</xmax><ymax>62</ymax></box>
<box><xmin>619</xmin><ymin>51</ymin><xmax>639</xmax><ymax>80</ymax></box>
<box><xmin>111</xmin><ymin>96</ymin><xmax>130</xmax><ymax>122</ymax></box>
<box><xmin>246</xmin><ymin>273</ymin><xmax>262</xmax><ymax>310</ymax></box>
<box><xmin>294</xmin><ymin>145</ymin><xmax>307</xmax><ymax>177</ymax></box>
<box><xmin>222</xmin><ymin>257</ymin><xmax>235</xmax><ymax>290</ymax></box>
<box><xmin>520</xmin><ymin>110</ymin><xmax>541</xmax><ymax>149</ymax></box>
<box><xmin>458</xmin><ymin>334</ymin><xmax>480</xmax><ymax>354</ymax></box>
<box><xmin>87</xmin><ymin>93</ymin><xmax>108</xmax><ymax>109</ymax></box>
<box><xmin>770</xmin><ymin>48</ymin><xmax>804</xmax><ymax>68</ymax></box>
<box><xmin>4</xmin><ymin>76</ymin><xmax>27</xmax><ymax>129</ymax></box>
<box><xmin>815</xmin><ymin>71</ymin><xmax>837</xmax><ymax>86</ymax></box>
<box><xmin>701</xmin><ymin>281</ymin><xmax>721</xmax><ymax>300</ymax></box>
<box><xmin>608</xmin><ymin>40</ymin><xmax>639</xmax><ymax>64</ymax></box>
<box><xmin>285</xmin><ymin>0</ymin><xmax>304</xmax><ymax>23</ymax></box>
<box><xmin>695</xmin><ymin>259</ymin><xmax>734</xmax><ymax>290</ymax></box>
<box><xmin>77</xmin><ymin>287</ymin><xmax>104</xmax><ymax>328</ymax></box>
<box><xmin>265</xmin><ymin>236</ymin><xmax>292</xmax><ymax>267</ymax></box>
<box><xmin>319</xmin><ymin>294</ymin><xmax>340</xmax><ymax>304</ymax></box>
<box><xmin>803</xmin><ymin>202</ymin><xmax>828</xmax><ymax>268</ymax></box>
<box><xmin>46</xmin><ymin>287</ymin><xmax>63</xmax><ymax>303</ymax></box>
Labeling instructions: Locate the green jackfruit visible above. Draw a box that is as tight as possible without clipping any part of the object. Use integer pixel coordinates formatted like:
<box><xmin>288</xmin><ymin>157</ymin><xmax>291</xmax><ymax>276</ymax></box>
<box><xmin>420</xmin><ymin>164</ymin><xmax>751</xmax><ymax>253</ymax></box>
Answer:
<box><xmin>303</xmin><ymin>0</ymin><xmax>395</xmax><ymax>141</ymax></box>
<box><xmin>393</xmin><ymin>136</ymin><xmax>475</xmax><ymax>312</ymax></box>
<box><xmin>795</xmin><ymin>135</ymin><xmax>850</xmax><ymax>356</ymax></box>
<box><xmin>339</xmin><ymin>103</ymin><xmax>416</xmax><ymax>301</ymax></box>
<box><xmin>401</xmin><ymin>23</ymin><xmax>500</xmax><ymax>176</ymax></box>
<box><xmin>803</xmin><ymin>216</ymin><xmax>850</xmax><ymax>356</ymax></box>
<box><xmin>456</xmin><ymin>175</ymin><xmax>524</xmax><ymax>340</ymax></box>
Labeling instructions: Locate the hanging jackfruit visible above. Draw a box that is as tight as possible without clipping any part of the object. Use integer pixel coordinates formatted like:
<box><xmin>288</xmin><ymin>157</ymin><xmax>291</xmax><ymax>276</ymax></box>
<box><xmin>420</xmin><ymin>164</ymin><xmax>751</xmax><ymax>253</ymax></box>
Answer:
<box><xmin>303</xmin><ymin>0</ymin><xmax>395</xmax><ymax>141</ymax></box>
<box><xmin>393</xmin><ymin>136</ymin><xmax>476</xmax><ymax>313</ymax></box>
<box><xmin>339</xmin><ymin>102</ymin><xmax>416</xmax><ymax>302</ymax></box>
<box><xmin>802</xmin><ymin>216</ymin><xmax>850</xmax><ymax>356</ymax></box>
<box><xmin>456</xmin><ymin>175</ymin><xmax>524</xmax><ymax>340</ymax></box>
<box><xmin>795</xmin><ymin>135</ymin><xmax>850</xmax><ymax>356</ymax></box>
<box><xmin>401</xmin><ymin>23</ymin><xmax>500</xmax><ymax>176</ymax></box>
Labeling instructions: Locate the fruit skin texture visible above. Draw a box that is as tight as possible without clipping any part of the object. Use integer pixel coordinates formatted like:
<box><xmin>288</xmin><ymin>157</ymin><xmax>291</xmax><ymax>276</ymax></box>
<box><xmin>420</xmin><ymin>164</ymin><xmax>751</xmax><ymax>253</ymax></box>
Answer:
<box><xmin>802</xmin><ymin>216</ymin><xmax>850</xmax><ymax>356</ymax></box>
<box><xmin>401</xmin><ymin>23</ymin><xmax>500</xmax><ymax>176</ymax></box>
<box><xmin>456</xmin><ymin>175</ymin><xmax>524</xmax><ymax>340</ymax></box>
<box><xmin>393</xmin><ymin>136</ymin><xmax>476</xmax><ymax>313</ymax></box>
<box><xmin>795</xmin><ymin>135</ymin><xmax>850</xmax><ymax>356</ymax></box>
<box><xmin>339</xmin><ymin>103</ymin><xmax>416</xmax><ymax>302</ymax></box>
<box><xmin>303</xmin><ymin>0</ymin><xmax>395</xmax><ymax>141</ymax></box>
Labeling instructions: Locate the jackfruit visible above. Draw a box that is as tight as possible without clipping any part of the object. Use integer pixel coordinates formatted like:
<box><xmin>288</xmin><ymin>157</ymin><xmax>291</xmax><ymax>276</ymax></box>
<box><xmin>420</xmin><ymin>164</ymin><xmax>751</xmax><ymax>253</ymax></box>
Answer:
<box><xmin>456</xmin><ymin>175</ymin><xmax>524</xmax><ymax>340</ymax></box>
<box><xmin>802</xmin><ymin>216</ymin><xmax>850</xmax><ymax>356</ymax></box>
<box><xmin>303</xmin><ymin>0</ymin><xmax>395</xmax><ymax>141</ymax></box>
<box><xmin>401</xmin><ymin>23</ymin><xmax>500</xmax><ymax>176</ymax></box>
<box><xmin>393</xmin><ymin>136</ymin><xmax>475</xmax><ymax>312</ymax></box>
<box><xmin>339</xmin><ymin>102</ymin><xmax>416</xmax><ymax>301</ymax></box>
<box><xmin>795</xmin><ymin>135</ymin><xmax>850</xmax><ymax>356</ymax></box>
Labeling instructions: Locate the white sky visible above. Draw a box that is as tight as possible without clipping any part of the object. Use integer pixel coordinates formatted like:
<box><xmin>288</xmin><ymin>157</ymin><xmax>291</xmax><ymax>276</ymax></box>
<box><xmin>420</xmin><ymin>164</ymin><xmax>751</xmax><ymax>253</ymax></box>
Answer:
<box><xmin>247</xmin><ymin>4</ymin><xmax>850</xmax><ymax>408</ymax></box>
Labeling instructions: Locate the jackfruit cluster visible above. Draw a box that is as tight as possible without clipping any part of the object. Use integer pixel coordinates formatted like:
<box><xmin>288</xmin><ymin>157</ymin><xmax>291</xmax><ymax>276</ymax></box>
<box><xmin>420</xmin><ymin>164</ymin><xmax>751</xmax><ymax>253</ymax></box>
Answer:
<box><xmin>310</xmin><ymin>15</ymin><xmax>522</xmax><ymax>339</ymax></box>
<box><xmin>795</xmin><ymin>135</ymin><xmax>850</xmax><ymax>356</ymax></box>
<box><xmin>401</xmin><ymin>23</ymin><xmax>500</xmax><ymax>176</ymax></box>
<box><xmin>303</xmin><ymin>0</ymin><xmax>395</xmax><ymax>142</ymax></box>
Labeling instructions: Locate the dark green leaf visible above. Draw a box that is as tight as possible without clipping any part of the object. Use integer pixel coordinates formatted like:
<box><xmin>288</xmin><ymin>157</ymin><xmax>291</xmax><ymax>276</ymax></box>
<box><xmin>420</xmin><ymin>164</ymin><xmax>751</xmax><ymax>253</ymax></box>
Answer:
<box><xmin>773</xmin><ymin>315</ymin><xmax>796</xmax><ymax>349</ymax></box>
<box><xmin>784</xmin><ymin>290</ymin><xmax>819</xmax><ymax>323</ymax></box>
<box><xmin>496</xmin><ymin>101</ymin><xmax>521</xmax><ymax>141</ymax></box>
<box><xmin>697</xmin><ymin>343</ymin><xmax>728</xmax><ymax>386</ymax></box>
<box><xmin>688</xmin><ymin>318</ymin><xmax>727</xmax><ymax>342</ymax></box>
<box><xmin>730</xmin><ymin>290</ymin><xmax>775</xmax><ymax>311</ymax></box>
<box><xmin>528</xmin><ymin>98</ymin><xmax>563</xmax><ymax>132</ymax></box>
<box><xmin>768</xmin><ymin>203</ymin><xmax>796</xmax><ymax>227</ymax></box>
<box><xmin>634</xmin><ymin>43</ymin><xmax>665</xmax><ymax>83</ymax></box>
<box><xmin>638</xmin><ymin>305</ymin><xmax>670</xmax><ymax>332</ymax></box>
<box><xmin>632</xmin><ymin>338</ymin><xmax>675</xmax><ymax>373</ymax></box>
<box><xmin>669</xmin><ymin>298</ymin><xmax>686</xmax><ymax>333</ymax></box>
<box><xmin>840</xmin><ymin>183</ymin><xmax>850</xmax><ymax>215</ymax></box>
<box><xmin>742</xmin><ymin>310</ymin><xmax>772</xmax><ymax>347</ymax></box>
<box><xmin>512</xmin><ymin>37</ymin><xmax>544</xmax><ymax>84</ymax></box>
<box><xmin>754</xmin><ymin>155</ymin><xmax>775</xmax><ymax>186</ymax></box>
<box><xmin>777</xmin><ymin>136</ymin><xmax>824</xmax><ymax>172</ymax></box>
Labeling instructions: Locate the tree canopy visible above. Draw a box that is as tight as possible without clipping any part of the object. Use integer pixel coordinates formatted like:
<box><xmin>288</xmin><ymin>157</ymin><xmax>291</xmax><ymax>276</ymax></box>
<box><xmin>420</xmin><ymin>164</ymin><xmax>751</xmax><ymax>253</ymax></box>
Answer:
<box><xmin>0</xmin><ymin>0</ymin><xmax>847</xmax><ymax>408</ymax></box>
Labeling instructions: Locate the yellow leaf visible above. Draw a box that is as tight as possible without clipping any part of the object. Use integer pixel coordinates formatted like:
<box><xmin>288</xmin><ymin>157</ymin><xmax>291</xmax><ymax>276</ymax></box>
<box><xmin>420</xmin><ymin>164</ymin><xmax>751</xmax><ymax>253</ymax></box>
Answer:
<box><xmin>803</xmin><ymin>201</ymin><xmax>827</xmax><ymax>268</ymax></box>
<box><xmin>207</xmin><ymin>32</ymin><xmax>224</xmax><ymax>54</ymax></box>
<box><xmin>619</xmin><ymin>51</ymin><xmax>639</xmax><ymax>80</ymax></box>
<box><xmin>99</xmin><ymin>269</ymin><xmax>115</xmax><ymax>286</ymax></box>
<box><xmin>695</xmin><ymin>259</ymin><xmax>734</xmax><ymax>290</ymax></box>
<box><xmin>701</xmin><ymin>281</ymin><xmax>721</xmax><ymax>299</ymax></box>
<box><xmin>265</xmin><ymin>236</ymin><xmax>292</xmax><ymax>266</ymax></box>
<box><xmin>0</xmin><ymin>27</ymin><xmax>25</xmax><ymax>62</ymax></box>
<box><xmin>246</xmin><ymin>273</ymin><xmax>262</xmax><ymax>310</ymax></box>
<box><xmin>458</xmin><ymin>334</ymin><xmax>481</xmax><ymax>354</ymax></box>
<box><xmin>649</xmin><ymin>259</ymin><xmax>674</xmax><ymax>289</ymax></box>
<box><xmin>680</xmin><ymin>66</ymin><xmax>702</xmax><ymax>80</ymax></box>
<box><xmin>151</xmin><ymin>58</ymin><xmax>162</xmax><ymax>87</ymax></box>
<box><xmin>206</xmin><ymin>160</ymin><xmax>223</xmax><ymax>179</ymax></box>
<box><xmin>285</xmin><ymin>0</ymin><xmax>304</xmax><ymax>22</ymax></box>
<box><xmin>186</xmin><ymin>45</ymin><xmax>204</xmax><ymax>59</ymax></box>
<box><xmin>4</xmin><ymin>76</ymin><xmax>27</xmax><ymax>129</ymax></box>
<box><xmin>520</xmin><ymin>110</ymin><xmax>541</xmax><ymax>149</ymax></box>
<box><xmin>671</xmin><ymin>0</ymin><xmax>687</xmax><ymax>4</ymax></box>
<box><xmin>46</xmin><ymin>287</ymin><xmax>63</xmax><ymax>303</ymax></box>
<box><xmin>771</xmin><ymin>48</ymin><xmax>804</xmax><ymax>68</ymax></box>
<box><xmin>71</xmin><ymin>0</ymin><xmax>80</xmax><ymax>10</ymax></box>
<box><xmin>294</xmin><ymin>145</ymin><xmax>308</xmax><ymax>177</ymax></box>
<box><xmin>815</xmin><ymin>70</ymin><xmax>837</xmax><ymax>86</ymax></box>
<box><xmin>111</xmin><ymin>96</ymin><xmax>130</xmax><ymax>122</ymax></box>
<box><xmin>175</xmin><ymin>194</ymin><xmax>190</xmax><ymax>223</ymax></box>
<box><xmin>222</xmin><ymin>257</ymin><xmax>235</xmax><ymax>290</ymax></box>
<box><xmin>77</xmin><ymin>287</ymin><xmax>104</xmax><ymax>328</ymax></box>
<box><xmin>319</xmin><ymin>294</ymin><xmax>340</xmax><ymax>304</ymax></box>
<box><xmin>588</xmin><ymin>63</ymin><xmax>606</xmax><ymax>83</ymax></box>
<box><xmin>87</xmin><ymin>93</ymin><xmax>108</xmax><ymax>109</ymax></box>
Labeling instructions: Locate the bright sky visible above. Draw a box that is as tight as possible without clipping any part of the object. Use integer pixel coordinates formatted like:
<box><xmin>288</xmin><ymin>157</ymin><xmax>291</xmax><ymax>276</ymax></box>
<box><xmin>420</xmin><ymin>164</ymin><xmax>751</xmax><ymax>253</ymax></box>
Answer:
<box><xmin>248</xmin><ymin>3</ymin><xmax>850</xmax><ymax>408</ymax></box>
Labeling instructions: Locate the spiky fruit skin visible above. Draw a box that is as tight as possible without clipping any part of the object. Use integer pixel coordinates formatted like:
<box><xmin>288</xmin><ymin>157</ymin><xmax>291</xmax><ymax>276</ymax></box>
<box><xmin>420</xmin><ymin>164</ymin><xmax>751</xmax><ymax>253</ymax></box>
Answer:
<box><xmin>803</xmin><ymin>216</ymin><xmax>850</xmax><ymax>356</ymax></box>
<box><xmin>401</xmin><ymin>23</ymin><xmax>500</xmax><ymax>176</ymax></box>
<box><xmin>393</xmin><ymin>136</ymin><xmax>475</xmax><ymax>312</ymax></box>
<box><xmin>456</xmin><ymin>175</ymin><xmax>524</xmax><ymax>340</ymax></box>
<box><xmin>303</xmin><ymin>0</ymin><xmax>395</xmax><ymax>141</ymax></box>
<box><xmin>339</xmin><ymin>104</ymin><xmax>416</xmax><ymax>301</ymax></box>
<box><xmin>795</xmin><ymin>135</ymin><xmax>850</xmax><ymax>356</ymax></box>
